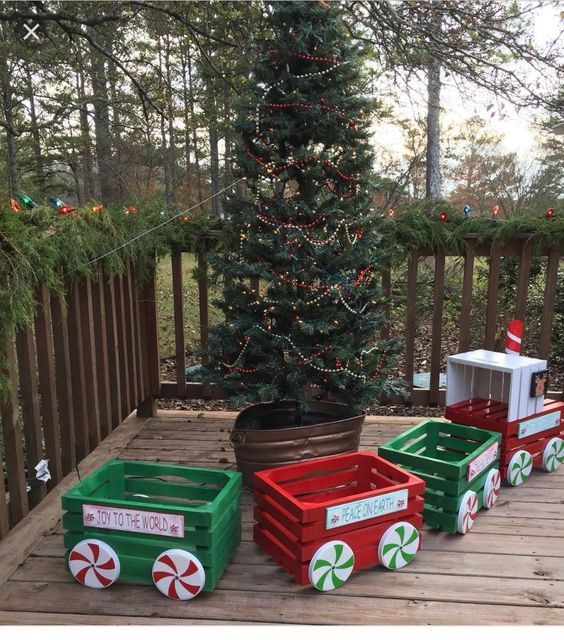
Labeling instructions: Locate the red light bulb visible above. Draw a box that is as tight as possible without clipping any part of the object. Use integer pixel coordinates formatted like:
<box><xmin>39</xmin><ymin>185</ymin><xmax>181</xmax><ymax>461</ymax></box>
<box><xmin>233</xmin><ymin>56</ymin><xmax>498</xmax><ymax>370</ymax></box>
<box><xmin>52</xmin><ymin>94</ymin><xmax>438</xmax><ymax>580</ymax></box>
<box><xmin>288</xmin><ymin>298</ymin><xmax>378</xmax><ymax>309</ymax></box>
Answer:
<box><xmin>546</xmin><ymin>208</ymin><xmax>555</xmax><ymax>219</ymax></box>
<box><xmin>439</xmin><ymin>211</ymin><xmax>448</xmax><ymax>222</ymax></box>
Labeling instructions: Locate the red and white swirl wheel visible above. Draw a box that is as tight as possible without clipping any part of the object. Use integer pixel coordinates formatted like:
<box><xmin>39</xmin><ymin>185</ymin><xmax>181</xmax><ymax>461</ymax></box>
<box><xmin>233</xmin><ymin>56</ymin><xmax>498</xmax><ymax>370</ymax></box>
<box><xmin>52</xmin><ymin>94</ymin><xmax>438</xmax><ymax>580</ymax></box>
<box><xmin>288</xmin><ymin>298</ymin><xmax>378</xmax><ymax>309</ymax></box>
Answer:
<box><xmin>483</xmin><ymin>469</ymin><xmax>501</xmax><ymax>509</ymax></box>
<box><xmin>68</xmin><ymin>539</ymin><xmax>120</xmax><ymax>589</ymax></box>
<box><xmin>457</xmin><ymin>490</ymin><xmax>478</xmax><ymax>534</ymax></box>
<box><xmin>152</xmin><ymin>549</ymin><xmax>205</xmax><ymax>600</ymax></box>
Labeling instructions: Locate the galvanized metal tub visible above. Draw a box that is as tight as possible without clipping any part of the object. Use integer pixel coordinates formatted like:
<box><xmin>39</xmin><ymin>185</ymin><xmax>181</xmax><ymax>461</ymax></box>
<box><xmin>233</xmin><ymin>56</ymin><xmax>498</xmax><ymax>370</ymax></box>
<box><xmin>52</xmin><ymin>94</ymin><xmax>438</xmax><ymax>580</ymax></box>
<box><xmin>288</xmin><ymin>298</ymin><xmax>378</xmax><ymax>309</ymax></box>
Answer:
<box><xmin>230</xmin><ymin>400</ymin><xmax>365</xmax><ymax>488</ymax></box>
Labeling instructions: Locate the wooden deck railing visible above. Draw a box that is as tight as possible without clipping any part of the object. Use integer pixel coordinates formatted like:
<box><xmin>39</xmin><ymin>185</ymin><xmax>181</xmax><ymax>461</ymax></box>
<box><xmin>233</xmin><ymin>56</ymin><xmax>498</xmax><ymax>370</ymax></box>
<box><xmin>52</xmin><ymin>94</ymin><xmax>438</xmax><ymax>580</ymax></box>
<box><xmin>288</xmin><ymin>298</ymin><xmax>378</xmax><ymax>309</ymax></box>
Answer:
<box><xmin>0</xmin><ymin>263</ymin><xmax>159</xmax><ymax>539</ymax></box>
<box><xmin>158</xmin><ymin>233</ymin><xmax>563</xmax><ymax>406</ymax></box>
<box><xmin>1</xmin><ymin>232</ymin><xmax>562</xmax><ymax>539</ymax></box>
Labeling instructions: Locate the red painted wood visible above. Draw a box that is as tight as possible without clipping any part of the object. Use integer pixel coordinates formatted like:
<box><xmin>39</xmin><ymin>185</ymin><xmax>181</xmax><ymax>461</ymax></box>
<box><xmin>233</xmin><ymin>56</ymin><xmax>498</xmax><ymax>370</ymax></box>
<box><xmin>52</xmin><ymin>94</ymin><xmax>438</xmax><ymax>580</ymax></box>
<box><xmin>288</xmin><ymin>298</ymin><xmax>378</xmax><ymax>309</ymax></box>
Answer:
<box><xmin>254</xmin><ymin>451</ymin><xmax>425</xmax><ymax>526</ymax></box>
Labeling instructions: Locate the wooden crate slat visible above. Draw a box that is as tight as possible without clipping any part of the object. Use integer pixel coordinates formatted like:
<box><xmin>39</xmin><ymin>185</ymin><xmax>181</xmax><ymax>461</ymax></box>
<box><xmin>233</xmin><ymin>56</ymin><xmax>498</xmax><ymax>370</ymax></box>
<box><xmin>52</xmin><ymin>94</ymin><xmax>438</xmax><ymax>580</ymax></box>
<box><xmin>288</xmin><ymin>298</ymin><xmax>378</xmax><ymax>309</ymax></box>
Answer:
<box><xmin>33</xmin><ymin>285</ymin><xmax>63</xmax><ymax>486</ymax></box>
<box><xmin>0</xmin><ymin>336</ymin><xmax>29</xmax><ymax>525</ymax></box>
<box><xmin>171</xmin><ymin>250</ymin><xmax>187</xmax><ymax>396</ymax></box>
<box><xmin>49</xmin><ymin>291</ymin><xmax>76</xmax><ymax>474</ymax></box>
<box><xmin>78</xmin><ymin>279</ymin><xmax>101</xmax><ymax>451</ymax></box>
<box><xmin>15</xmin><ymin>325</ymin><xmax>46</xmax><ymax>507</ymax></box>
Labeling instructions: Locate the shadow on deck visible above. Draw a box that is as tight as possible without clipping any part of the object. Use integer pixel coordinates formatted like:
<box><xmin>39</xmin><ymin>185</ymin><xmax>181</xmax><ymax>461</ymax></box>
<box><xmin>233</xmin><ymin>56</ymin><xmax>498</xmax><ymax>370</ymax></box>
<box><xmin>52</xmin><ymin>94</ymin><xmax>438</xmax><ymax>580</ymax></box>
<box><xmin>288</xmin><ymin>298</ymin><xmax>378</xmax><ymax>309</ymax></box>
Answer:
<box><xmin>0</xmin><ymin>410</ymin><xmax>563</xmax><ymax>625</ymax></box>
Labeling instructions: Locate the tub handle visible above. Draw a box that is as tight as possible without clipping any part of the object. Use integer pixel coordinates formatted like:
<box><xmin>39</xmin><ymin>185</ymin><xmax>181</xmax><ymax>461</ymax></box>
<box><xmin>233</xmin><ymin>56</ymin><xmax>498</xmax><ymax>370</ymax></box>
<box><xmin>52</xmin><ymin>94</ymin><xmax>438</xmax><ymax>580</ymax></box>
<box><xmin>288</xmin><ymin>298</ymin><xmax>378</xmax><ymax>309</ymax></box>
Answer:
<box><xmin>229</xmin><ymin>431</ymin><xmax>246</xmax><ymax>448</ymax></box>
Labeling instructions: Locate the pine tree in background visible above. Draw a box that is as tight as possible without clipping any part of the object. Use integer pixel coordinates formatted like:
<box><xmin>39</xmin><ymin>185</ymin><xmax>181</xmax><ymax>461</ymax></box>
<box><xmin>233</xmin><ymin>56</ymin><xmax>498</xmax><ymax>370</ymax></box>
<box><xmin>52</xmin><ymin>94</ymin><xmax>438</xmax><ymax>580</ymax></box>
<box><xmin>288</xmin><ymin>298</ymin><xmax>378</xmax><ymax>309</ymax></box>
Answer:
<box><xmin>206</xmin><ymin>0</ymin><xmax>403</xmax><ymax>417</ymax></box>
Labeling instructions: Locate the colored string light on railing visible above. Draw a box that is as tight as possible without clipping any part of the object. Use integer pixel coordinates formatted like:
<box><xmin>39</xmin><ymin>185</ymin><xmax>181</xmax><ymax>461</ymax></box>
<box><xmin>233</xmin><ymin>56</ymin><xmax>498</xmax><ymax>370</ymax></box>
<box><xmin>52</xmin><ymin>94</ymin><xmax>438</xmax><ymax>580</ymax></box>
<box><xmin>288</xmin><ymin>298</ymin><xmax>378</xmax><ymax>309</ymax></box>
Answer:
<box><xmin>8</xmin><ymin>197</ymin><xmax>22</xmax><ymax>213</ymax></box>
<box><xmin>545</xmin><ymin>207</ymin><xmax>555</xmax><ymax>219</ymax></box>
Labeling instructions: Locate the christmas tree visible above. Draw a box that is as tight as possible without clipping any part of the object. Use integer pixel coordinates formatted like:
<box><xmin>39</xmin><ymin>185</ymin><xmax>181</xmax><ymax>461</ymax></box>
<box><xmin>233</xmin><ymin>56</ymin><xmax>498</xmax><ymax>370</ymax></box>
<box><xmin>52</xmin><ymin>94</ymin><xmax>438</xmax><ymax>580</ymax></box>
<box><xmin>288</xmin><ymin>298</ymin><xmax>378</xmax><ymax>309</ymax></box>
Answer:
<box><xmin>206</xmin><ymin>0</ymin><xmax>402</xmax><ymax>420</ymax></box>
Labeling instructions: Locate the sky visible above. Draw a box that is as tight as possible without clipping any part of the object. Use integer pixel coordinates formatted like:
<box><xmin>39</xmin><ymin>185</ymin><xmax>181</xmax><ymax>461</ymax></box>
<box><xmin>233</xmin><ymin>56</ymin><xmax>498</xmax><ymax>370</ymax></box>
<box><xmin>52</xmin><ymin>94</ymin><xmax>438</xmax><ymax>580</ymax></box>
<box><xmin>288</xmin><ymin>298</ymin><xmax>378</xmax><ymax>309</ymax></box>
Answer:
<box><xmin>370</xmin><ymin>2</ymin><xmax>562</xmax><ymax>168</ymax></box>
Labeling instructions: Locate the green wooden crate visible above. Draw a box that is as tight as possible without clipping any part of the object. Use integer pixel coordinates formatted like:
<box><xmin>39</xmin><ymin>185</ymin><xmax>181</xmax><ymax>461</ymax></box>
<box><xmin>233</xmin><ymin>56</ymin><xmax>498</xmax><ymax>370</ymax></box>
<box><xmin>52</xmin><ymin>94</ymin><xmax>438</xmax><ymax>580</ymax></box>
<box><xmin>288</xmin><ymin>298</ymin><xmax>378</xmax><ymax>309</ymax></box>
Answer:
<box><xmin>62</xmin><ymin>460</ymin><xmax>242</xmax><ymax>597</ymax></box>
<box><xmin>379</xmin><ymin>420</ymin><xmax>502</xmax><ymax>534</ymax></box>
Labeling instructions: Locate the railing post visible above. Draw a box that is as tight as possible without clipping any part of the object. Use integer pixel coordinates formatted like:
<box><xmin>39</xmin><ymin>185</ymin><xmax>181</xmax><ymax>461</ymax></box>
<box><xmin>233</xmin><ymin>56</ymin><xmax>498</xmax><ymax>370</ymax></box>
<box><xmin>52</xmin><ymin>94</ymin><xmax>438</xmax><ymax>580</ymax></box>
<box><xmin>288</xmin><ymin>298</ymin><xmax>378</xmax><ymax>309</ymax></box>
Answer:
<box><xmin>171</xmin><ymin>249</ymin><xmax>187</xmax><ymax>397</ymax></box>
<box><xmin>484</xmin><ymin>245</ymin><xmax>502</xmax><ymax>350</ymax></box>
<box><xmin>429</xmin><ymin>250</ymin><xmax>446</xmax><ymax>406</ymax></box>
<box><xmin>539</xmin><ymin>247</ymin><xmax>560</xmax><ymax>361</ymax></box>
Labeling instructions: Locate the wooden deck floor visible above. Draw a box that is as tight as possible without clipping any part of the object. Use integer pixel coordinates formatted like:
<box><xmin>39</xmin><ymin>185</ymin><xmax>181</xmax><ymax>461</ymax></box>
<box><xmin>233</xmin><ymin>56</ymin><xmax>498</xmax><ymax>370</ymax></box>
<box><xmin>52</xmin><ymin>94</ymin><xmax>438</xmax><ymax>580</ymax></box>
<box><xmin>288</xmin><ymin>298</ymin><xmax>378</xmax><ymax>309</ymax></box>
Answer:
<box><xmin>1</xmin><ymin>410</ymin><xmax>563</xmax><ymax>625</ymax></box>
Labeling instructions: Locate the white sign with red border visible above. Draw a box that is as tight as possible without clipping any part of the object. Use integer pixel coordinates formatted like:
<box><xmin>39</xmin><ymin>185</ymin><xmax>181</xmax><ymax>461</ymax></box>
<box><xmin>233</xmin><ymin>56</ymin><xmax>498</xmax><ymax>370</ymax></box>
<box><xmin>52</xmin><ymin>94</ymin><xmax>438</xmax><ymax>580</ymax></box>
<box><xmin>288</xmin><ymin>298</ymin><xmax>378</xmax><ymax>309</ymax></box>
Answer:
<box><xmin>467</xmin><ymin>442</ymin><xmax>499</xmax><ymax>481</ymax></box>
<box><xmin>82</xmin><ymin>504</ymin><xmax>184</xmax><ymax>538</ymax></box>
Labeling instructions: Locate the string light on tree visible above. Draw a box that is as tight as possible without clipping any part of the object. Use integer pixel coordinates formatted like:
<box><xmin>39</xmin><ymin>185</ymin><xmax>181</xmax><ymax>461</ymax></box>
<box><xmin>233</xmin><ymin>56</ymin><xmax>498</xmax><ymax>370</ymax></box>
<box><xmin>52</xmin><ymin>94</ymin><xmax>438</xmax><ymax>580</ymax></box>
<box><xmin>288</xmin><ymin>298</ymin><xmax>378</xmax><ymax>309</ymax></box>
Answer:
<box><xmin>49</xmin><ymin>197</ymin><xmax>65</xmax><ymax>208</ymax></box>
<box><xmin>463</xmin><ymin>204</ymin><xmax>471</xmax><ymax>218</ymax></box>
<box><xmin>545</xmin><ymin>207</ymin><xmax>555</xmax><ymax>219</ymax></box>
<box><xmin>91</xmin><ymin>204</ymin><xmax>104</xmax><ymax>213</ymax></box>
<box><xmin>439</xmin><ymin>211</ymin><xmax>448</xmax><ymax>222</ymax></box>
<box><xmin>491</xmin><ymin>205</ymin><xmax>500</xmax><ymax>221</ymax></box>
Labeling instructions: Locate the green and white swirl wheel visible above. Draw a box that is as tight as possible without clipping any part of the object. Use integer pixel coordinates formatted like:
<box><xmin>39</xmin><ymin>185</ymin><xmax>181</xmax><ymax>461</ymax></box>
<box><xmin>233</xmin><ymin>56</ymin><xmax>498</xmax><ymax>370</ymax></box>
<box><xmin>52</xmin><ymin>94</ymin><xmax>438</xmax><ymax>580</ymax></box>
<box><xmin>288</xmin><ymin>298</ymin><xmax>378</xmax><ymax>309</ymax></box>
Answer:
<box><xmin>483</xmin><ymin>468</ymin><xmax>501</xmax><ymax>509</ymax></box>
<box><xmin>507</xmin><ymin>450</ymin><xmax>533</xmax><ymax>486</ymax></box>
<box><xmin>541</xmin><ymin>437</ymin><xmax>564</xmax><ymax>473</ymax></box>
<box><xmin>308</xmin><ymin>540</ymin><xmax>355</xmax><ymax>591</ymax></box>
<box><xmin>378</xmin><ymin>521</ymin><xmax>420</xmax><ymax>570</ymax></box>
<box><xmin>457</xmin><ymin>490</ymin><xmax>478</xmax><ymax>534</ymax></box>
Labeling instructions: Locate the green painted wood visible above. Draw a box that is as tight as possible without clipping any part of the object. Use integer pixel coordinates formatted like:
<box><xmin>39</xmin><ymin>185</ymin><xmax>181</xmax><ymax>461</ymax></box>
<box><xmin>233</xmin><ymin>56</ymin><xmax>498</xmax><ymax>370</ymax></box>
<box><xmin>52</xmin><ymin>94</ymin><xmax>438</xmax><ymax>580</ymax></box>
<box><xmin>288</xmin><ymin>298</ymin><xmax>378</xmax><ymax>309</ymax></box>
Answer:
<box><xmin>61</xmin><ymin>459</ymin><xmax>242</xmax><ymax>590</ymax></box>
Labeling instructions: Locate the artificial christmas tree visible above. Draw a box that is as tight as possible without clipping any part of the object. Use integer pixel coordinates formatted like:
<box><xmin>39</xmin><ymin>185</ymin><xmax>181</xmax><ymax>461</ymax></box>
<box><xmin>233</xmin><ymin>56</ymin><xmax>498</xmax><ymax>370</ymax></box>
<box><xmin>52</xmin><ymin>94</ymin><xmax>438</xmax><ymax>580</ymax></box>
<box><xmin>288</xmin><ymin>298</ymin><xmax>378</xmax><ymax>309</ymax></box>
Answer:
<box><xmin>205</xmin><ymin>1</ymin><xmax>402</xmax><ymax>480</ymax></box>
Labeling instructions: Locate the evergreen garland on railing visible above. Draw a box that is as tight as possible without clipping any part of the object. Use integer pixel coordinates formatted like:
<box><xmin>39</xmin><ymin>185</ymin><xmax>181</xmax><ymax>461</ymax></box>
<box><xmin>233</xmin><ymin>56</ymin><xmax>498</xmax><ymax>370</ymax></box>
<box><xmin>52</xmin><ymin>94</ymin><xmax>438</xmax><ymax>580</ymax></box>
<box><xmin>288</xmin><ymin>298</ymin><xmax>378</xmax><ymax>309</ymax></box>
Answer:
<box><xmin>0</xmin><ymin>198</ymin><xmax>561</xmax><ymax>397</ymax></box>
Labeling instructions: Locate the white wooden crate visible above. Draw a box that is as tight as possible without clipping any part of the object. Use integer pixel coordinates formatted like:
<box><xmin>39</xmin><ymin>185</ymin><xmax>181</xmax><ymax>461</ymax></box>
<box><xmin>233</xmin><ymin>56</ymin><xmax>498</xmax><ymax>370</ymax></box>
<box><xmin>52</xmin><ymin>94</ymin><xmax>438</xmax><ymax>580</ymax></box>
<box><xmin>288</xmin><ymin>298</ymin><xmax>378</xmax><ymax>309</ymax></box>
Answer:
<box><xmin>446</xmin><ymin>349</ymin><xmax>547</xmax><ymax>422</ymax></box>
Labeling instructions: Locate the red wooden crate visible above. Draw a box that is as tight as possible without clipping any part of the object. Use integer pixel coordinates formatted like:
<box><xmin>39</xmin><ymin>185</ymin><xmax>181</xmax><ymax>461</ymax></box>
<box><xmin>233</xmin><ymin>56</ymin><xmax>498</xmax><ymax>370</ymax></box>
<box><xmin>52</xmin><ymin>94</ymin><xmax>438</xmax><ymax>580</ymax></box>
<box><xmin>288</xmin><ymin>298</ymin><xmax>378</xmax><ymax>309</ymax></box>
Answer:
<box><xmin>253</xmin><ymin>451</ymin><xmax>425</xmax><ymax>587</ymax></box>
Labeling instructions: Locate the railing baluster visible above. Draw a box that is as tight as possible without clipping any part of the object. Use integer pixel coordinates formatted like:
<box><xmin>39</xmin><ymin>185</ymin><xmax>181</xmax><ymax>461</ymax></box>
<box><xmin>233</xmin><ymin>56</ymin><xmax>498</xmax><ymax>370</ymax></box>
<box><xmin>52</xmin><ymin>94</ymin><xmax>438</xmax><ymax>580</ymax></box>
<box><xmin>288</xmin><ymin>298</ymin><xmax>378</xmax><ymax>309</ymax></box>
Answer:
<box><xmin>34</xmin><ymin>285</ymin><xmax>63</xmax><ymax>486</ymax></box>
<box><xmin>484</xmin><ymin>246</ymin><xmax>502</xmax><ymax>350</ymax></box>
<box><xmin>92</xmin><ymin>265</ymin><xmax>112</xmax><ymax>439</ymax></box>
<box><xmin>104</xmin><ymin>273</ymin><xmax>123</xmax><ymax>429</ymax></box>
<box><xmin>50</xmin><ymin>291</ymin><xmax>76</xmax><ymax>474</ymax></box>
<box><xmin>514</xmin><ymin>240</ymin><xmax>533</xmax><ymax>325</ymax></box>
<box><xmin>171</xmin><ymin>249</ymin><xmax>187</xmax><ymax>397</ymax></box>
<box><xmin>78</xmin><ymin>279</ymin><xmax>101</xmax><ymax>451</ymax></box>
<box><xmin>124</xmin><ymin>265</ymin><xmax>140</xmax><ymax>405</ymax></box>
<box><xmin>404</xmin><ymin>251</ymin><xmax>419</xmax><ymax>404</ymax></box>
<box><xmin>539</xmin><ymin>247</ymin><xmax>560</xmax><ymax>360</ymax></box>
<box><xmin>15</xmin><ymin>325</ymin><xmax>46</xmax><ymax>507</ymax></box>
<box><xmin>458</xmin><ymin>248</ymin><xmax>475</xmax><ymax>353</ymax></box>
<box><xmin>115</xmin><ymin>274</ymin><xmax>132</xmax><ymax>418</ymax></box>
<box><xmin>429</xmin><ymin>251</ymin><xmax>446</xmax><ymax>406</ymax></box>
<box><xmin>0</xmin><ymin>335</ymin><xmax>29</xmax><ymax>525</ymax></box>
<box><xmin>198</xmin><ymin>242</ymin><xmax>210</xmax><ymax>365</ymax></box>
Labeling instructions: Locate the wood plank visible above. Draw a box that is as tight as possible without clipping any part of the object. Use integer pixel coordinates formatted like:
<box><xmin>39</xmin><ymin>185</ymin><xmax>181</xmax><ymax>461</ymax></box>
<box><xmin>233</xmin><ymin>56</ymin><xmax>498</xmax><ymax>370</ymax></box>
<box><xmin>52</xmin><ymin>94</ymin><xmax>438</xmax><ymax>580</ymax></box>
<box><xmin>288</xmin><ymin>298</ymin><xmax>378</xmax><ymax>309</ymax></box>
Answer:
<box><xmin>514</xmin><ymin>239</ymin><xmax>533</xmax><ymax>324</ymax></box>
<box><xmin>198</xmin><ymin>244</ymin><xmax>210</xmax><ymax>365</ymax></box>
<box><xmin>50</xmin><ymin>291</ymin><xmax>76</xmax><ymax>474</ymax></box>
<box><xmin>66</xmin><ymin>281</ymin><xmax>90</xmax><ymax>461</ymax></box>
<box><xmin>404</xmin><ymin>251</ymin><xmax>418</xmax><ymax>403</ymax></box>
<box><xmin>137</xmin><ymin>266</ymin><xmax>160</xmax><ymax>417</ymax></box>
<box><xmin>0</xmin><ymin>336</ymin><xmax>29</xmax><ymax>526</ymax></box>
<box><xmin>91</xmin><ymin>265</ymin><xmax>112</xmax><ymax>439</ymax></box>
<box><xmin>78</xmin><ymin>278</ymin><xmax>101</xmax><ymax>451</ymax></box>
<box><xmin>0</xmin><ymin>414</ymin><xmax>150</xmax><ymax>587</ymax></box>
<box><xmin>484</xmin><ymin>246</ymin><xmax>502</xmax><ymax>350</ymax></box>
<box><xmin>34</xmin><ymin>285</ymin><xmax>63</xmax><ymax>486</ymax></box>
<box><xmin>15</xmin><ymin>325</ymin><xmax>46</xmax><ymax>507</ymax></box>
<box><xmin>539</xmin><ymin>247</ymin><xmax>560</xmax><ymax>359</ymax></box>
<box><xmin>0</xmin><ymin>612</ymin><xmax>251</xmax><ymax>625</ymax></box>
<box><xmin>0</xmin><ymin>581</ymin><xmax>559</xmax><ymax>625</ymax></box>
<box><xmin>124</xmin><ymin>264</ymin><xmax>140</xmax><ymax>405</ymax></box>
<box><xmin>104</xmin><ymin>273</ymin><xmax>123</xmax><ymax>429</ymax></box>
<box><xmin>171</xmin><ymin>249</ymin><xmax>186</xmax><ymax>396</ymax></box>
<box><xmin>429</xmin><ymin>251</ymin><xmax>445</xmax><ymax>405</ymax></box>
<box><xmin>115</xmin><ymin>274</ymin><xmax>131</xmax><ymax>418</ymax></box>
<box><xmin>10</xmin><ymin>555</ymin><xmax>564</xmax><ymax>610</ymax></box>
<box><xmin>458</xmin><ymin>248</ymin><xmax>474</xmax><ymax>352</ymax></box>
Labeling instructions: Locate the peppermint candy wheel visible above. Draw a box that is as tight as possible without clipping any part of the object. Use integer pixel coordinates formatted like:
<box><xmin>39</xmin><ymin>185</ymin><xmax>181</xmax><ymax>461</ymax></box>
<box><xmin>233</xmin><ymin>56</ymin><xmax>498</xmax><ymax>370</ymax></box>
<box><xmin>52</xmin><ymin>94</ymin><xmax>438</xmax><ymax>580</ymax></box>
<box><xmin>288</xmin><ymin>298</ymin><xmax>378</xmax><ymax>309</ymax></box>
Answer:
<box><xmin>483</xmin><ymin>468</ymin><xmax>501</xmax><ymax>509</ymax></box>
<box><xmin>68</xmin><ymin>539</ymin><xmax>120</xmax><ymax>589</ymax></box>
<box><xmin>507</xmin><ymin>450</ymin><xmax>533</xmax><ymax>486</ymax></box>
<box><xmin>542</xmin><ymin>437</ymin><xmax>564</xmax><ymax>473</ymax></box>
<box><xmin>308</xmin><ymin>540</ymin><xmax>355</xmax><ymax>591</ymax></box>
<box><xmin>378</xmin><ymin>521</ymin><xmax>420</xmax><ymax>570</ymax></box>
<box><xmin>152</xmin><ymin>549</ymin><xmax>205</xmax><ymax>600</ymax></box>
<box><xmin>457</xmin><ymin>490</ymin><xmax>478</xmax><ymax>534</ymax></box>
